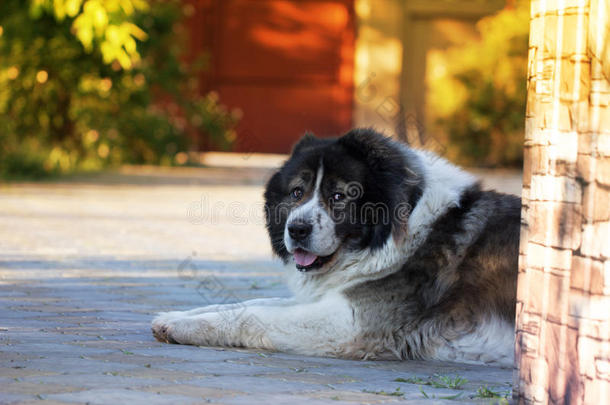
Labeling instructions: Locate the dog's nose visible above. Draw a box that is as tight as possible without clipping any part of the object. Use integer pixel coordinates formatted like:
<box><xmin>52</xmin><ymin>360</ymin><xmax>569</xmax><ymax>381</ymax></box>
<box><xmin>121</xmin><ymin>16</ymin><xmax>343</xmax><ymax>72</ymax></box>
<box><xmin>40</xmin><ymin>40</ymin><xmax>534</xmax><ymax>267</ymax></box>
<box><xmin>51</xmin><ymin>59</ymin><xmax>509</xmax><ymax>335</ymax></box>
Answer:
<box><xmin>288</xmin><ymin>221</ymin><xmax>312</xmax><ymax>241</ymax></box>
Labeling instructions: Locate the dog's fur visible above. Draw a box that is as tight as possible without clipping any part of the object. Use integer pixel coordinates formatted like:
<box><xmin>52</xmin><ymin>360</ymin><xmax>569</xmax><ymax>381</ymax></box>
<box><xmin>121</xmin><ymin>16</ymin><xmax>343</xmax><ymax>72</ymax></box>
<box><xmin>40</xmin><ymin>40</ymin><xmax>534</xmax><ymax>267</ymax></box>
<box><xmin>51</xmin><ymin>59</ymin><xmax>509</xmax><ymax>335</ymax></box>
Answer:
<box><xmin>152</xmin><ymin>129</ymin><xmax>520</xmax><ymax>365</ymax></box>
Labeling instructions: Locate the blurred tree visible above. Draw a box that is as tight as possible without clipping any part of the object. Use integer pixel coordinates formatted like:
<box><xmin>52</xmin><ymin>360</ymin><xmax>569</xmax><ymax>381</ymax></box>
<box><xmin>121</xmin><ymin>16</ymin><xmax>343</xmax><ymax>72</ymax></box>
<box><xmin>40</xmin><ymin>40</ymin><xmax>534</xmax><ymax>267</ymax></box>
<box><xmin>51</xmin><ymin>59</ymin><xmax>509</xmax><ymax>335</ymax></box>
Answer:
<box><xmin>434</xmin><ymin>0</ymin><xmax>529</xmax><ymax>167</ymax></box>
<box><xmin>0</xmin><ymin>0</ymin><xmax>238</xmax><ymax>179</ymax></box>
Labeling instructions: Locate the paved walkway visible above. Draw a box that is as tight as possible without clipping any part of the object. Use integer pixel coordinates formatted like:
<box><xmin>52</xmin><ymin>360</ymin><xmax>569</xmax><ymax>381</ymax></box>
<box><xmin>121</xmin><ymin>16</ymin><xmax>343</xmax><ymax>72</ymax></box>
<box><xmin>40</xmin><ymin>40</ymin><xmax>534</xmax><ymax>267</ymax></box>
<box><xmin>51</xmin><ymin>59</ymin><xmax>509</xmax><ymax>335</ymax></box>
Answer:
<box><xmin>0</xmin><ymin>166</ymin><xmax>521</xmax><ymax>404</ymax></box>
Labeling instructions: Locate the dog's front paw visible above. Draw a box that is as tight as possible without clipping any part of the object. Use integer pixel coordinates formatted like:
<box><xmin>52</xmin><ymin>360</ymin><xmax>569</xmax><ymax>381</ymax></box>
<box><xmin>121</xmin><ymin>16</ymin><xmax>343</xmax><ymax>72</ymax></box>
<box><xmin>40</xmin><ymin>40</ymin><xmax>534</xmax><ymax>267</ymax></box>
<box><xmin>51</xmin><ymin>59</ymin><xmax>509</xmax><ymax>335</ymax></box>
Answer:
<box><xmin>151</xmin><ymin>315</ymin><xmax>181</xmax><ymax>344</ymax></box>
<box><xmin>151</xmin><ymin>312</ymin><xmax>221</xmax><ymax>346</ymax></box>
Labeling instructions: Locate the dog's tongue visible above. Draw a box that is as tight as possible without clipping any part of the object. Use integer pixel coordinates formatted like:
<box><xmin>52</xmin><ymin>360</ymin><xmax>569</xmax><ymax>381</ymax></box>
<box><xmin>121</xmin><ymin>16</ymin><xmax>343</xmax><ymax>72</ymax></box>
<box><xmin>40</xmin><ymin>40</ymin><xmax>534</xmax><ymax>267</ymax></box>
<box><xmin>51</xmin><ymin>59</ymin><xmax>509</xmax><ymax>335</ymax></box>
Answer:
<box><xmin>294</xmin><ymin>249</ymin><xmax>318</xmax><ymax>267</ymax></box>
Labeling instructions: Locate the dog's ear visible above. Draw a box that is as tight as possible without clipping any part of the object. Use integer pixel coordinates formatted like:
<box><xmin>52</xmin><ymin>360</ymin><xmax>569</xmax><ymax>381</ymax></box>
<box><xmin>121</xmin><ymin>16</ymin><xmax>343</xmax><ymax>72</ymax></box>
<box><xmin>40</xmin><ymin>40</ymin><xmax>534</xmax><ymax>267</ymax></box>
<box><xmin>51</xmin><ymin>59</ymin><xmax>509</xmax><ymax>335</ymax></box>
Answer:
<box><xmin>338</xmin><ymin>128</ymin><xmax>403</xmax><ymax>173</ymax></box>
<box><xmin>264</xmin><ymin>170</ymin><xmax>291</xmax><ymax>261</ymax></box>
<box><xmin>340</xmin><ymin>128</ymin><xmax>422</xmax><ymax>247</ymax></box>
<box><xmin>337</xmin><ymin>128</ymin><xmax>398</xmax><ymax>171</ymax></box>
<box><xmin>291</xmin><ymin>132</ymin><xmax>319</xmax><ymax>154</ymax></box>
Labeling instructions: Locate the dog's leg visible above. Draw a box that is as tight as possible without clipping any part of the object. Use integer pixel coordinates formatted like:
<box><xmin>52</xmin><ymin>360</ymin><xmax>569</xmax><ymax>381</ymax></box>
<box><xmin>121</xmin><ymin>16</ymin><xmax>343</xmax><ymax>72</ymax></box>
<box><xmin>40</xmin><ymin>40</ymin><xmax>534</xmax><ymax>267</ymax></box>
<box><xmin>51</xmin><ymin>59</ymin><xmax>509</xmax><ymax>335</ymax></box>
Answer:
<box><xmin>153</xmin><ymin>297</ymin><xmax>295</xmax><ymax>323</ymax></box>
<box><xmin>152</xmin><ymin>293</ymin><xmax>355</xmax><ymax>357</ymax></box>
<box><xmin>180</xmin><ymin>297</ymin><xmax>295</xmax><ymax>315</ymax></box>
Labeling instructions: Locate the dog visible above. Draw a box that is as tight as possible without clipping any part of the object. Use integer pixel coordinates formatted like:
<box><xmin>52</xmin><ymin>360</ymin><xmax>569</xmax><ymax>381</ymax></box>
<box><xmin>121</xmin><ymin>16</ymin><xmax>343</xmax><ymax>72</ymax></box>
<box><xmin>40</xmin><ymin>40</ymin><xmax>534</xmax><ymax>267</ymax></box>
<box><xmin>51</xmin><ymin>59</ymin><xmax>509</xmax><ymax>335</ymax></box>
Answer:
<box><xmin>152</xmin><ymin>128</ymin><xmax>520</xmax><ymax>365</ymax></box>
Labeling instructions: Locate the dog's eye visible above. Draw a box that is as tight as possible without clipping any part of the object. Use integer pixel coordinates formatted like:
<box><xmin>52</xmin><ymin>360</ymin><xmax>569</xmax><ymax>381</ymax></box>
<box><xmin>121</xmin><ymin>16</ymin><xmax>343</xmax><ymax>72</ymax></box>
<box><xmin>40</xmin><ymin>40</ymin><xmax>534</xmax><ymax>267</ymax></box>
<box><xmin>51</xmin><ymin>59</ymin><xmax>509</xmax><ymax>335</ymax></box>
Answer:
<box><xmin>332</xmin><ymin>192</ymin><xmax>345</xmax><ymax>202</ymax></box>
<box><xmin>291</xmin><ymin>187</ymin><xmax>304</xmax><ymax>200</ymax></box>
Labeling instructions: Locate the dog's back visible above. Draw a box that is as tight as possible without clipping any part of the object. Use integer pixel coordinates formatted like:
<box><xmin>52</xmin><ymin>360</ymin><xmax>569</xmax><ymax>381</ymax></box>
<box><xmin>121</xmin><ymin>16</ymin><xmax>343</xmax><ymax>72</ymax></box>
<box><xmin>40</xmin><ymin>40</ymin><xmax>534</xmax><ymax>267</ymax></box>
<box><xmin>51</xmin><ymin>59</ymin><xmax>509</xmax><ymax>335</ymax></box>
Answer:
<box><xmin>344</xmin><ymin>185</ymin><xmax>520</xmax><ymax>364</ymax></box>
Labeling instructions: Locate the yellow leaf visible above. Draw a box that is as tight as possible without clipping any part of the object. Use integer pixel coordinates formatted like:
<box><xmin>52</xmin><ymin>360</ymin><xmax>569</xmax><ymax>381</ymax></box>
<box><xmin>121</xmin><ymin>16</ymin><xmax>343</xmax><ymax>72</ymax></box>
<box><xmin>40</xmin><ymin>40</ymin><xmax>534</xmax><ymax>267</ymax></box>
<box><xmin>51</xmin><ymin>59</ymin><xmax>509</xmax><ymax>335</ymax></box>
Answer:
<box><xmin>100</xmin><ymin>42</ymin><xmax>114</xmax><ymax>63</ymax></box>
<box><xmin>119</xmin><ymin>0</ymin><xmax>134</xmax><ymax>16</ymax></box>
<box><xmin>75</xmin><ymin>22</ymin><xmax>93</xmax><ymax>51</ymax></box>
<box><xmin>93</xmin><ymin>7</ymin><xmax>108</xmax><ymax>32</ymax></box>
<box><xmin>53</xmin><ymin>0</ymin><xmax>66</xmax><ymax>20</ymax></box>
<box><xmin>124</xmin><ymin>22</ymin><xmax>147</xmax><ymax>41</ymax></box>
<box><xmin>124</xmin><ymin>36</ymin><xmax>136</xmax><ymax>54</ymax></box>
<box><xmin>116</xmin><ymin>49</ymin><xmax>132</xmax><ymax>69</ymax></box>
<box><xmin>132</xmin><ymin>0</ymin><xmax>149</xmax><ymax>12</ymax></box>
<box><xmin>105</xmin><ymin>25</ymin><xmax>121</xmax><ymax>45</ymax></box>
<box><xmin>65</xmin><ymin>0</ymin><xmax>83</xmax><ymax>17</ymax></box>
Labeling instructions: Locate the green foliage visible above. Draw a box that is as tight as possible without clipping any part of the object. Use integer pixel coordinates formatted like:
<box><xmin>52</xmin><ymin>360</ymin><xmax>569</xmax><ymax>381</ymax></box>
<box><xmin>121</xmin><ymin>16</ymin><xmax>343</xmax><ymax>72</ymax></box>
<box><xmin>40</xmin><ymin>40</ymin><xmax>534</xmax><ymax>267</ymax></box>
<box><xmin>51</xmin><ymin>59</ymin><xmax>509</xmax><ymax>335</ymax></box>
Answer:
<box><xmin>394</xmin><ymin>374</ymin><xmax>468</xmax><ymax>390</ymax></box>
<box><xmin>436</xmin><ymin>1</ymin><xmax>529</xmax><ymax>167</ymax></box>
<box><xmin>473</xmin><ymin>385</ymin><xmax>511</xmax><ymax>404</ymax></box>
<box><xmin>430</xmin><ymin>374</ymin><xmax>468</xmax><ymax>390</ymax></box>
<box><xmin>394</xmin><ymin>376</ymin><xmax>427</xmax><ymax>384</ymax></box>
<box><xmin>362</xmin><ymin>387</ymin><xmax>404</xmax><ymax>397</ymax></box>
<box><xmin>0</xmin><ymin>0</ymin><xmax>238</xmax><ymax>179</ymax></box>
<box><xmin>395</xmin><ymin>373</ymin><xmax>468</xmax><ymax>400</ymax></box>
<box><xmin>474</xmin><ymin>385</ymin><xmax>511</xmax><ymax>400</ymax></box>
<box><xmin>30</xmin><ymin>0</ymin><xmax>150</xmax><ymax>69</ymax></box>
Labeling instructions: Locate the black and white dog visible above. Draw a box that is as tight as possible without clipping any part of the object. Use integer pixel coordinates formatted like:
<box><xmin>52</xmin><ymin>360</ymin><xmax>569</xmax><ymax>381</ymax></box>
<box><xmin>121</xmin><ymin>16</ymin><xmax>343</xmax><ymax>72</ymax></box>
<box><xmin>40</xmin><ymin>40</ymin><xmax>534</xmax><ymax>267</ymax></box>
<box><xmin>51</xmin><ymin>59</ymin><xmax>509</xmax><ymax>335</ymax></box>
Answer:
<box><xmin>152</xmin><ymin>129</ymin><xmax>520</xmax><ymax>365</ymax></box>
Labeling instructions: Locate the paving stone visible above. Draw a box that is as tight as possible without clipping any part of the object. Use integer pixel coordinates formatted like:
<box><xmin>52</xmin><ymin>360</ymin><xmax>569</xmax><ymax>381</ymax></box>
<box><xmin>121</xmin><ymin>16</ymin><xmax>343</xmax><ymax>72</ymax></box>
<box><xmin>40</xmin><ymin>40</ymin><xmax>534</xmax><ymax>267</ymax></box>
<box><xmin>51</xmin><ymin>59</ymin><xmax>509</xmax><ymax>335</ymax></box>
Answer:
<box><xmin>1</xmin><ymin>380</ymin><xmax>82</xmax><ymax>396</ymax></box>
<box><xmin>5</xmin><ymin>399</ymin><xmax>75</xmax><ymax>405</ymax></box>
<box><xmin>139</xmin><ymin>384</ymin><xmax>245</xmax><ymax>399</ymax></box>
<box><xmin>253</xmin><ymin>371</ymin><xmax>359</xmax><ymax>384</ymax></box>
<box><xmin>0</xmin><ymin>167</ymin><xmax>520</xmax><ymax>403</ymax></box>
<box><xmin>0</xmin><ymin>367</ymin><xmax>59</xmax><ymax>379</ymax></box>
<box><xmin>47</xmin><ymin>388</ymin><xmax>197</xmax><ymax>405</ymax></box>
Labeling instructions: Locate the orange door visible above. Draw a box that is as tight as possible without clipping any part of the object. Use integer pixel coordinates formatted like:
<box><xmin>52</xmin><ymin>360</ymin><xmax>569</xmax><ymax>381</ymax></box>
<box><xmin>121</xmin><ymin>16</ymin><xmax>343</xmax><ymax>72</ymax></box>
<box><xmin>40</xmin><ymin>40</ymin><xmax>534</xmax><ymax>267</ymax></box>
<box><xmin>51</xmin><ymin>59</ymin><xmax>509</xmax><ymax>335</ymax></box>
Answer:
<box><xmin>191</xmin><ymin>0</ymin><xmax>355</xmax><ymax>153</ymax></box>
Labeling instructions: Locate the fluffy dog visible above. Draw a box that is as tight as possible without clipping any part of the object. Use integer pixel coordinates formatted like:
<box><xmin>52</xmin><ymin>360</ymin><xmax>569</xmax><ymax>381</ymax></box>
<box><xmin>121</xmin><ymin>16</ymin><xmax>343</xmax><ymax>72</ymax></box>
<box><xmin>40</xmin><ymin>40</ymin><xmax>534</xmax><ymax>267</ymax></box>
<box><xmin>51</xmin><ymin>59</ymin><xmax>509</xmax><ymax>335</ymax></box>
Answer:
<box><xmin>152</xmin><ymin>129</ymin><xmax>520</xmax><ymax>365</ymax></box>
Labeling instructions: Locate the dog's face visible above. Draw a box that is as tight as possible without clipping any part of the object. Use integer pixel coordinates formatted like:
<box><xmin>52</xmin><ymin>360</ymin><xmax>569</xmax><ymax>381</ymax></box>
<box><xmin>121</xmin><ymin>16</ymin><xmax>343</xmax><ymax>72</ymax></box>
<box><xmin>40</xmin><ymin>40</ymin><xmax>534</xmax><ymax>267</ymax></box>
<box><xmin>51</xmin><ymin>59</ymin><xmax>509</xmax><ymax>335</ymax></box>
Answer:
<box><xmin>264</xmin><ymin>129</ymin><xmax>423</xmax><ymax>274</ymax></box>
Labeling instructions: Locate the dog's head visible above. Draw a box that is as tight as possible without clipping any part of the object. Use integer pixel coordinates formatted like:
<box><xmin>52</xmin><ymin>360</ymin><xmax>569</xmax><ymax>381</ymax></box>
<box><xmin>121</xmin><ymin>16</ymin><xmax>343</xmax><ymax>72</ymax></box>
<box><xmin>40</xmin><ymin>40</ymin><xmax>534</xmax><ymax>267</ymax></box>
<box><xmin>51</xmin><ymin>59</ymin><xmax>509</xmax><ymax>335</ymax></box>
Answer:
<box><xmin>264</xmin><ymin>128</ymin><xmax>423</xmax><ymax>274</ymax></box>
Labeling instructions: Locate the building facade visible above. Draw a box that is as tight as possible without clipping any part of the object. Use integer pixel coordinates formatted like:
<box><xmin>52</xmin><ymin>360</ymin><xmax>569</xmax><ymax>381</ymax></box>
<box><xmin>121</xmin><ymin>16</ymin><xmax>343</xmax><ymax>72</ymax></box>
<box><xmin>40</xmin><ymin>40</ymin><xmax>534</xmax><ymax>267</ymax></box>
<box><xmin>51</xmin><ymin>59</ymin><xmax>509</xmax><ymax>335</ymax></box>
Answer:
<box><xmin>187</xmin><ymin>0</ymin><xmax>505</xmax><ymax>153</ymax></box>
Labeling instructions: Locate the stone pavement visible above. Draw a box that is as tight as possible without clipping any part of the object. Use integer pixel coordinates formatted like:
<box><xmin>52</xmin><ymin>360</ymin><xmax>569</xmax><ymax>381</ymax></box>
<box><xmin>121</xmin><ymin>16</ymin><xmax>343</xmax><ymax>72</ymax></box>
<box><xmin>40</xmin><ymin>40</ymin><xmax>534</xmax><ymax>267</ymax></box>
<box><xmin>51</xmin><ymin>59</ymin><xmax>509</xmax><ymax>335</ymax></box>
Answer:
<box><xmin>0</xmin><ymin>165</ymin><xmax>522</xmax><ymax>404</ymax></box>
